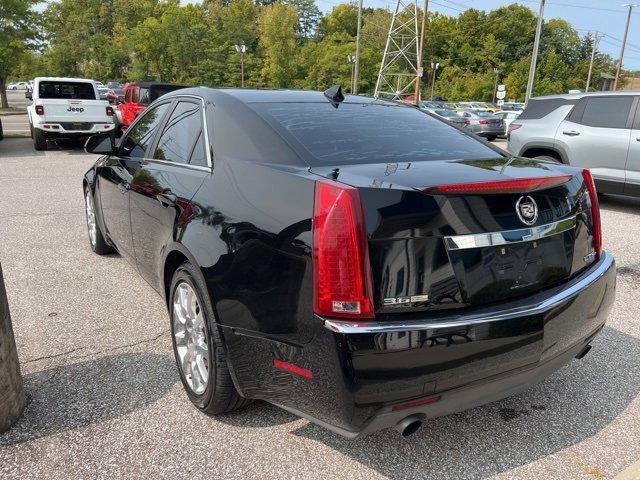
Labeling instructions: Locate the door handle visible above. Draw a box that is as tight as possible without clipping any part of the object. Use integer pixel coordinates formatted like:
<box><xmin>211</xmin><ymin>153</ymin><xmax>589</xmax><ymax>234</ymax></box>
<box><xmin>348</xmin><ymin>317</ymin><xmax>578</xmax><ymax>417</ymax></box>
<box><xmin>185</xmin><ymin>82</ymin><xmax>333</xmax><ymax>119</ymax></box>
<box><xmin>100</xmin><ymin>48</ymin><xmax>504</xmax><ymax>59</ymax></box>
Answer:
<box><xmin>562</xmin><ymin>130</ymin><xmax>580</xmax><ymax>136</ymax></box>
<box><xmin>117</xmin><ymin>183</ymin><xmax>130</xmax><ymax>194</ymax></box>
<box><xmin>156</xmin><ymin>190</ymin><xmax>177</xmax><ymax>207</ymax></box>
<box><xmin>636</xmin><ymin>137</ymin><xmax>640</xmax><ymax>142</ymax></box>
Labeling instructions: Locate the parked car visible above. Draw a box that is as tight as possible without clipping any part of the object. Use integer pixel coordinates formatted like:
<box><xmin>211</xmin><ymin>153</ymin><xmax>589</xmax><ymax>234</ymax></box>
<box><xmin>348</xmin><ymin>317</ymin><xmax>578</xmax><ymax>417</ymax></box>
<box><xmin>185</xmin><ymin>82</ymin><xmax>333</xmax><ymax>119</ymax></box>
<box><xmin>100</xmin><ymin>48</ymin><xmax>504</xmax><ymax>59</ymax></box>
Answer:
<box><xmin>502</xmin><ymin>102</ymin><xmax>525</xmax><ymax>112</ymax></box>
<box><xmin>118</xmin><ymin>82</ymin><xmax>188</xmax><ymax>132</ymax></box>
<box><xmin>459</xmin><ymin>110</ymin><xmax>504</xmax><ymax>140</ymax></box>
<box><xmin>428</xmin><ymin>108</ymin><xmax>470</xmax><ymax>128</ymax></box>
<box><xmin>494</xmin><ymin>110</ymin><xmax>521</xmax><ymax>137</ymax></box>
<box><xmin>508</xmin><ymin>91</ymin><xmax>640</xmax><ymax>196</ymax></box>
<box><xmin>7</xmin><ymin>82</ymin><xmax>28</xmax><ymax>90</ymax></box>
<box><xmin>95</xmin><ymin>82</ymin><xmax>109</xmax><ymax>100</ymax></box>
<box><xmin>26</xmin><ymin>77</ymin><xmax>115</xmax><ymax>150</ymax></box>
<box><xmin>419</xmin><ymin>100</ymin><xmax>447</xmax><ymax>109</ymax></box>
<box><xmin>83</xmin><ymin>87</ymin><xmax>614</xmax><ymax>439</ymax></box>
<box><xmin>106</xmin><ymin>81</ymin><xmax>121</xmax><ymax>90</ymax></box>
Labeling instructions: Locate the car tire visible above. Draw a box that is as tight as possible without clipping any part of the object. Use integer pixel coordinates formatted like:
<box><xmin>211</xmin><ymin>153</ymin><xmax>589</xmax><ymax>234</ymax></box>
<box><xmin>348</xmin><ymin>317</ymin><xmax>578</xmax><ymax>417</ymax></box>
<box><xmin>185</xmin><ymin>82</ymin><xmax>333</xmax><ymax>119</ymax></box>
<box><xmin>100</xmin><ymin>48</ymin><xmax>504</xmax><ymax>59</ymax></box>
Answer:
<box><xmin>487</xmin><ymin>135</ymin><xmax>497</xmax><ymax>141</ymax></box>
<box><xmin>33</xmin><ymin>128</ymin><xmax>47</xmax><ymax>151</ymax></box>
<box><xmin>84</xmin><ymin>186</ymin><xmax>114</xmax><ymax>255</ymax></box>
<box><xmin>169</xmin><ymin>262</ymin><xmax>251</xmax><ymax>415</ymax></box>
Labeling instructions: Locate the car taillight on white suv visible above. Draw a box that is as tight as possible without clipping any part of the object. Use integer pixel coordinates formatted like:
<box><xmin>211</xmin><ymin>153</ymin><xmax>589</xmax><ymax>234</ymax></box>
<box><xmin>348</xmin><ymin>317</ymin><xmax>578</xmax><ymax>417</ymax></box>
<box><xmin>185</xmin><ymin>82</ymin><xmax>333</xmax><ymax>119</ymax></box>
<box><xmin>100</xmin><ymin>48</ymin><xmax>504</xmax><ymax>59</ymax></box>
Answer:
<box><xmin>35</xmin><ymin>105</ymin><xmax>44</xmax><ymax>115</ymax></box>
<box><xmin>507</xmin><ymin>123</ymin><xmax>521</xmax><ymax>135</ymax></box>
<box><xmin>312</xmin><ymin>179</ymin><xmax>375</xmax><ymax>319</ymax></box>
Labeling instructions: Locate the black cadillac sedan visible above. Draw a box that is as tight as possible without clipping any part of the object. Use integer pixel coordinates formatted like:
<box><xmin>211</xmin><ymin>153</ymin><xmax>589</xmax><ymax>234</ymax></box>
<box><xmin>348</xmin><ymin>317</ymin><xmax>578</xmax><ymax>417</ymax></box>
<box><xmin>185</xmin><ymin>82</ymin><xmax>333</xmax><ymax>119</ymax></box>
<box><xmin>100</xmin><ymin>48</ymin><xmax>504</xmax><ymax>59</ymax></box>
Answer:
<box><xmin>83</xmin><ymin>87</ymin><xmax>615</xmax><ymax>438</ymax></box>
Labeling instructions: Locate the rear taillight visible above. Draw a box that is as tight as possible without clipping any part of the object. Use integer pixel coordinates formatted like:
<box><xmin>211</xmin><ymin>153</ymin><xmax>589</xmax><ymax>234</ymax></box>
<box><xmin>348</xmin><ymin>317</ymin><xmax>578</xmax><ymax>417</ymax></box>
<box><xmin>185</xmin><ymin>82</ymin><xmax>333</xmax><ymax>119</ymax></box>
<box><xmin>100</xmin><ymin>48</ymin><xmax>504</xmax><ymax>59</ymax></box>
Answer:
<box><xmin>313</xmin><ymin>180</ymin><xmax>374</xmax><ymax>319</ymax></box>
<box><xmin>35</xmin><ymin>105</ymin><xmax>44</xmax><ymax>115</ymax></box>
<box><xmin>582</xmin><ymin>169</ymin><xmax>602</xmax><ymax>260</ymax></box>
<box><xmin>106</xmin><ymin>106</ymin><xmax>114</xmax><ymax>116</ymax></box>
<box><xmin>424</xmin><ymin>175</ymin><xmax>573</xmax><ymax>195</ymax></box>
<box><xmin>508</xmin><ymin>123</ymin><xmax>522</xmax><ymax>134</ymax></box>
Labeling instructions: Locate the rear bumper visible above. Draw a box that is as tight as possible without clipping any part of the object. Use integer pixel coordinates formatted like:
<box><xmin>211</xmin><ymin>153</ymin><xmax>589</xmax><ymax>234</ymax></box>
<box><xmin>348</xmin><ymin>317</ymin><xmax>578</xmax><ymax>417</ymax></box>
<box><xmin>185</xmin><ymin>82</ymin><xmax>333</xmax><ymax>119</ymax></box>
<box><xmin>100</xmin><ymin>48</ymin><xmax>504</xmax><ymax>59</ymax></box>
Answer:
<box><xmin>34</xmin><ymin>123</ymin><xmax>114</xmax><ymax>137</ymax></box>
<box><xmin>277</xmin><ymin>252</ymin><xmax>615</xmax><ymax>438</ymax></box>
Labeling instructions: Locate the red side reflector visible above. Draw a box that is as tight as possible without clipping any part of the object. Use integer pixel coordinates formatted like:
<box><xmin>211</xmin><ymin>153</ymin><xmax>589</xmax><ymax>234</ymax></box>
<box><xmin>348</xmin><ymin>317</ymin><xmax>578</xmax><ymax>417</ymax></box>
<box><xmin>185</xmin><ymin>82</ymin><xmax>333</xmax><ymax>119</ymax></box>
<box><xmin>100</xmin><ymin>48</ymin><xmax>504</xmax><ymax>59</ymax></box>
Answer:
<box><xmin>392</xmin><ymin>394</ymin><xmax>441</xmax><ymax>412</ymax></box>
<box><xmin>273</xmin><ymin>359</ymin><xmax>314</xmax><ymax>379</ymax></box>
<box><xmin>582</xmin><ymin>169</ymin><xmax>602</xmax><ymax>260</ymax></box>
<box><xmin>313</xmin><ymin>180</ymin><xmax>375</xmax><ymax>319</ymax></box>
<box><xmin>35</xmin><ymin>105</ymin><xmax>44</xmax><ymax>115</ymax></box>
<box><xmin>106</xmin><ymin>106</ymin><xmax>114</xmax><ymax>116</ymax></box>
<box><xmin>424</xmin><ymin>175</ymin><xmax>573</xmax><ymax>195</ymax></box>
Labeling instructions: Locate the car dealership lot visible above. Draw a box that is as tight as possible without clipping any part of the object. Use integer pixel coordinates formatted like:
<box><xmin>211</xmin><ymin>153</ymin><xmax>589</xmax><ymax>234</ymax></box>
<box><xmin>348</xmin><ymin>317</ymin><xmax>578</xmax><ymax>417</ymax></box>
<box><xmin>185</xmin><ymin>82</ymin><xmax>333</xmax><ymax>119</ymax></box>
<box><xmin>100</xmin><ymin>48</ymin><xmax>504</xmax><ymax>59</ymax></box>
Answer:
<box><xmin>0</xmin><ymin>138</ymin><xmax>639</xmax><ymax>479</ymax></box>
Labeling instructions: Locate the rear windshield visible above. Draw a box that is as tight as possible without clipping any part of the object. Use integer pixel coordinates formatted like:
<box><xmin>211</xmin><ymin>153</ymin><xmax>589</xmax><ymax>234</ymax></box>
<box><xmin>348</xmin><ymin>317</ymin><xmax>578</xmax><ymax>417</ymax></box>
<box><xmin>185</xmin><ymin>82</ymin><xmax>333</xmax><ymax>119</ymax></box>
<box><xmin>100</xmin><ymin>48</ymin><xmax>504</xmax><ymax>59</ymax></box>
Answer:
<box><xmin>475</xmin><ymin>111</ymin><xmax>495</xmax><ymax>118</ymax></box>
<box><xmin>38</xmin><ymin>81</ymin><xmax>96</xmax><ymax>100</ymax></box>
<box><xmin>253</xmin><ymin>102</ymin><xmax>500</xmax><ymax>166</ymax></box>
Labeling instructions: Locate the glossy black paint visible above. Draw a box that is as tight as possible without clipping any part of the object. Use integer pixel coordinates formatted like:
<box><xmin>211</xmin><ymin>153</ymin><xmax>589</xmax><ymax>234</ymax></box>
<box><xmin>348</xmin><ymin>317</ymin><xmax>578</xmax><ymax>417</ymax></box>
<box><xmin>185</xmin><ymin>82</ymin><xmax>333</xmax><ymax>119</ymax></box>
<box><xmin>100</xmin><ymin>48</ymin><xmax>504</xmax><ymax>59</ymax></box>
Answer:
<box><xmin>84</xmin><ymin>88</ymin><xmax>613</xmax><ymax>437</ymax></box>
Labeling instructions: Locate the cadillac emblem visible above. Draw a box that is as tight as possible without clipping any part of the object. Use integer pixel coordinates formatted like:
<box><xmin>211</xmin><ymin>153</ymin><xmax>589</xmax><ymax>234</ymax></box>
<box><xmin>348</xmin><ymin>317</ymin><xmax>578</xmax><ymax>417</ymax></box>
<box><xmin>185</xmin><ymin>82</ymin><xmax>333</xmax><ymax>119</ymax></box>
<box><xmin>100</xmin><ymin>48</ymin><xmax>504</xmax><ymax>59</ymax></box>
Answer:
<box><xmin>516</xmin><ymin>195</ymin><xmax>538</xmax><ymax>226</ymax></box>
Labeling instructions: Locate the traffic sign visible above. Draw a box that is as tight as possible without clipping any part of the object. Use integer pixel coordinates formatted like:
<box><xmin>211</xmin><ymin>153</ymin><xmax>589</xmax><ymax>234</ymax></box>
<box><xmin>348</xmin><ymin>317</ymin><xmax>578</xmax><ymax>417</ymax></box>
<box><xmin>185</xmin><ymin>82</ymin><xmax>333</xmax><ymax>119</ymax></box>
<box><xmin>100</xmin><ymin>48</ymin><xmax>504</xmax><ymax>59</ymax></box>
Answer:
<box><xmin>496</xmin><ymin>90</ymin><xmax>506</xmax><ymax>100</ymax></box>
<box><xmin>496</xmin><ymin>99</ymin><xmax>504</xmax><ymax>106</ymax></box>
<box><xmin>497</xmin><ymin>84</ymin><xmax>505</xmax><ymax>92</ymax></box>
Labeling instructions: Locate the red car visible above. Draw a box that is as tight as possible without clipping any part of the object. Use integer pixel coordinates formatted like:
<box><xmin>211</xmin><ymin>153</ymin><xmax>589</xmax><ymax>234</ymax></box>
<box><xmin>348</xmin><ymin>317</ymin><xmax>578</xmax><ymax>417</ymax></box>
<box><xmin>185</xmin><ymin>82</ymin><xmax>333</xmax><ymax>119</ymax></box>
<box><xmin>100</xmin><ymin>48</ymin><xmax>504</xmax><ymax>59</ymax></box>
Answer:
<box><xmin>118</xmin><ymin>82</ymin><xmax>188</xmax><ymax>129</ymax></box>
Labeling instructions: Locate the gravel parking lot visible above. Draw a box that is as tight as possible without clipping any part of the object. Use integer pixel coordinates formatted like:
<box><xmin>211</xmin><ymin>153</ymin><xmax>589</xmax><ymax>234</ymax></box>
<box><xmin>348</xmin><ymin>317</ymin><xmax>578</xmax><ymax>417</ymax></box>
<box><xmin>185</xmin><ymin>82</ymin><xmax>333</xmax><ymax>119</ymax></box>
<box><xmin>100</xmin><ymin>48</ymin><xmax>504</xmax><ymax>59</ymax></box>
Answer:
<box><xmin>0</xmin><ymin>137</ymin><xmax>639</xmax><ymax>479</ymax></box>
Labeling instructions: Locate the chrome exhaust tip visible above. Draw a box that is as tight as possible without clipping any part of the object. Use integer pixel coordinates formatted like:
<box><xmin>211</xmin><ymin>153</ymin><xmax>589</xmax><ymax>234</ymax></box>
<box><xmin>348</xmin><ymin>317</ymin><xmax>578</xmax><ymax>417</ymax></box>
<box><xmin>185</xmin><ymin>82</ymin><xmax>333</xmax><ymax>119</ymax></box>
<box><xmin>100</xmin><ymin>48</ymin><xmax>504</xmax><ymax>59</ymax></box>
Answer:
<box><xmin>395</xmin><ymin>415</ymin><xmax>423</xmax><ymax>437</ymax></box>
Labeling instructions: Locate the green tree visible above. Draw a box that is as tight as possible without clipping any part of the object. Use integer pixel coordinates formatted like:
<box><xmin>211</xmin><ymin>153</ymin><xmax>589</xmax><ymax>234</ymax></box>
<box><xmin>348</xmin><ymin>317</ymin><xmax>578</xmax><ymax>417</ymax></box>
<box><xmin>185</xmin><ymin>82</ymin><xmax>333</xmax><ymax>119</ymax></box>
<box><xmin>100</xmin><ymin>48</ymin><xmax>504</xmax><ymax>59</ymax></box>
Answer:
<box><xmin>259</xmin><ymin>2</ymin><xmax>298</xmax><ymax>87</ymax></box>
<box><xmin>0</xmin><ymin>0</ymin><xmax>39</xmax><ymax>107</ymax></box>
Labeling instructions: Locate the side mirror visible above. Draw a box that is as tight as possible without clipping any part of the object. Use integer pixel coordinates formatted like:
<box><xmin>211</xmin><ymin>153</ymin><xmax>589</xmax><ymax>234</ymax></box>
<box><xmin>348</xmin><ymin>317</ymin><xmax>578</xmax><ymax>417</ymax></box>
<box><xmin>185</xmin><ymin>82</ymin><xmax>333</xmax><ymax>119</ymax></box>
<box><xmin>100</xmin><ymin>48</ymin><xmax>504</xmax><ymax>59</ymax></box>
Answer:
<box><xmin>25</xmin><ymin>91</ymin><xmax>32</xmax><ymax>100</ymax></box>
<box><xmin>85</xmin><ymin>133</ymin><xmax>115</xmax><ymax>155</ymax></box>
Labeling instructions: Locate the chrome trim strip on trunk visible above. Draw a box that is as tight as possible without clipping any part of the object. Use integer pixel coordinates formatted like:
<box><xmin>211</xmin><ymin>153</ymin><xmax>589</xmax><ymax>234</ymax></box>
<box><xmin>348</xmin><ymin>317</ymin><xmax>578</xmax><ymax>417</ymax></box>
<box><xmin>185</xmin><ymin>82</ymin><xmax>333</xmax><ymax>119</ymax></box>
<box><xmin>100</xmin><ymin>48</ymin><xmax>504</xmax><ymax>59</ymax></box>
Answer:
<box><xmin>443</xmin><ymin>215</ymin><xmax>577</xmax><ymax>251</ymax></box>
<box><xmin>323</xmin><ymin>252</ymin><xmax>614</xmax><ymax>334</ymax></box>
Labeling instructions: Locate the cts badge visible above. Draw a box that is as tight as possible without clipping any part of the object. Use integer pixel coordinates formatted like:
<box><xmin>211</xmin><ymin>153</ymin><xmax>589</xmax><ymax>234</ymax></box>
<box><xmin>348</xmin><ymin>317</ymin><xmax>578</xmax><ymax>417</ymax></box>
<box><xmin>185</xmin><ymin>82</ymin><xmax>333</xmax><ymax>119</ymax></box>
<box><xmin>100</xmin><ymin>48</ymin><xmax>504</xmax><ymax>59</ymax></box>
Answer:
<box><xmin>383</xmin><ymin>294</ymin><xmax>429</xmax><ymax>307</ymax></box>
<box><xmin>516</xmin><ymin>195</ymin><xmax>538</xmax><ymax>226</ymax></box>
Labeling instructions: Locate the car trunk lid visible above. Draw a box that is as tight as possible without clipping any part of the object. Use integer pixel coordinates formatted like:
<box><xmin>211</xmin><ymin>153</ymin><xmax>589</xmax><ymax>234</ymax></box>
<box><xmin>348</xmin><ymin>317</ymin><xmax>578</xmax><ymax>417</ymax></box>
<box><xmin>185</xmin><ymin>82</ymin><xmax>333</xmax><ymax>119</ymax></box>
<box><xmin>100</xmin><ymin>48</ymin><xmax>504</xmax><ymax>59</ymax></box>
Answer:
<box><xmin>310</xmin><ymin>157</ymin><xmax>597</xmax><ymax>315</ymax></box>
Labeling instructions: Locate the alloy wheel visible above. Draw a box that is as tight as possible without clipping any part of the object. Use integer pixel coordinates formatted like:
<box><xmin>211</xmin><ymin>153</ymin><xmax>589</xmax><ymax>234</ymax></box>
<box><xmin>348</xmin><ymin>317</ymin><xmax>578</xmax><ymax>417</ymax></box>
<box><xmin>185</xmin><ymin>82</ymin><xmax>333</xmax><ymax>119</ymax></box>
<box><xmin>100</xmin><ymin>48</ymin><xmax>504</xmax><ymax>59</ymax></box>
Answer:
<box><xmin>173</xmin><ymin>281</ymin><xmax>209</xmax><ymax>395</ymax></box>
<box><xmin>85</xmin><ymin>190</ymin><xmax>97</xmax><ymax>246</ymax></box>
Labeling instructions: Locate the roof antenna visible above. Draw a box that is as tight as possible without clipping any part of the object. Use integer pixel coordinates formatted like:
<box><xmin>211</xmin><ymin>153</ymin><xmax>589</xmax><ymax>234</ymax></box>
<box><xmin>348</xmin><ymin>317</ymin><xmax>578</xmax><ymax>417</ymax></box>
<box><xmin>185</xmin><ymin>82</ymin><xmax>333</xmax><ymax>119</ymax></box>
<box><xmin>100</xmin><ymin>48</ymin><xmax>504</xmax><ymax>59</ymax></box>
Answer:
<box><xmin>324</xmin><ymin>85</ymin><xmax>344</xmax><ymax>108</ymax></box>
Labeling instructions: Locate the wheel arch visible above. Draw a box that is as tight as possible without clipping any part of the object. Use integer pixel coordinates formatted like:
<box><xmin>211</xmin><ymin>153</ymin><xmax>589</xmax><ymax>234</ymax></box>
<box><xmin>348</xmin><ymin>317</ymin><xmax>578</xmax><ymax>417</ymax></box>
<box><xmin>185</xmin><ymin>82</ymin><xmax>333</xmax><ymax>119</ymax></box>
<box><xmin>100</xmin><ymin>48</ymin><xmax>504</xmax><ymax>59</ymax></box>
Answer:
<box><xmin>519</xmin><ymin>142</ymin><xmax>568</xmax><ymax>164</ymax></box>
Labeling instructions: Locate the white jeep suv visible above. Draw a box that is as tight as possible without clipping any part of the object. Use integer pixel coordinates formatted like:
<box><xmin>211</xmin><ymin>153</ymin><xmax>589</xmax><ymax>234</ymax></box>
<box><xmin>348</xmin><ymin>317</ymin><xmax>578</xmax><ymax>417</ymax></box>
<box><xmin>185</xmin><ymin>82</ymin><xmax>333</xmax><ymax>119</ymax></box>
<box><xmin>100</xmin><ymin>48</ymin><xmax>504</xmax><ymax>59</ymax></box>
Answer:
<box><xmin>27</xmin><ymin>77</ymin><xmax>115</xmax><ymax>150</ymax></box>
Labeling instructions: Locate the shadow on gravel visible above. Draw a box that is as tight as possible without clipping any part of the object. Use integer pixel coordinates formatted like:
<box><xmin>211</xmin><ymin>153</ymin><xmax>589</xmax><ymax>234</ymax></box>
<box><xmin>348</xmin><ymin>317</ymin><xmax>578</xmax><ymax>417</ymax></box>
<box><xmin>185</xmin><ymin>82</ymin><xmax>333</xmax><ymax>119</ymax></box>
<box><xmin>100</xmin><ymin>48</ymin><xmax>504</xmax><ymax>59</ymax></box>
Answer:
<box><xmin>291</xmin><ymin>326</ymin><xmax>640</xmax><ymax>479</ymax></box>
<box><xmin>599</xmin><ymin>193</ymin><xmax>640</xmax><ymax>215</ymax></box>
<box><xmin>0</xmin><ymin>353</ymin><xmax>176</xmax><ymax>447</ymax></box>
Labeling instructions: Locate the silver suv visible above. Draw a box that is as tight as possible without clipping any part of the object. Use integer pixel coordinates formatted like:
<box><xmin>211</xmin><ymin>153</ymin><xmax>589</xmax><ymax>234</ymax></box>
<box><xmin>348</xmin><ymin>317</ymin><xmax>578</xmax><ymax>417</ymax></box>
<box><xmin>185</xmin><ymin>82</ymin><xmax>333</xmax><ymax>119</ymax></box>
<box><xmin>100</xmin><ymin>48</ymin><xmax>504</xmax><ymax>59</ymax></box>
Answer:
<box><xmin>508</xmin><ymin>91</ymin><xmax>640</xmax><ymax>196</ymax></box>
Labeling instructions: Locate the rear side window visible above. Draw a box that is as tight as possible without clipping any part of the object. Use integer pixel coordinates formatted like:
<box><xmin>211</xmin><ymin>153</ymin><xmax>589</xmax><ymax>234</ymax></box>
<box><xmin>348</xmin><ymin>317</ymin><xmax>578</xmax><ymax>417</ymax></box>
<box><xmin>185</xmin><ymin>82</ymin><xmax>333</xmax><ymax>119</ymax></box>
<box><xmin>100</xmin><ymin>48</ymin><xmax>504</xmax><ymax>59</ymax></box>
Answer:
<box><xmin>139</xmin><ymin>87</ymin><xmax>150</xmax><ymax>105</ymax></box>
<box><xmin>570</xmin><ymin>96</ymin><xmax>635</xmax><ymax>129</ymax></box>
<box><xmin>38</xmin><ymin>81</ymin><xmax>96</xmax><ymax>100</ymax></box>
<box><xmin>153</xmin><ymin>101</ymin><xmax>202</xmax><ymax>164</ymax></box>
<box><xmin>518</xmin><ymin>98</ymin><xmax>577</xmax><ymax>120</ymax></box>
<box><xmin>253</xmin><ymin>103</ymin><xmax>500</xmax><ymax>166</ymax></box>
<box><xmin>121</xmin><ymin>102</ymin><xmax>170</xmax><ymax>158</ymax></box>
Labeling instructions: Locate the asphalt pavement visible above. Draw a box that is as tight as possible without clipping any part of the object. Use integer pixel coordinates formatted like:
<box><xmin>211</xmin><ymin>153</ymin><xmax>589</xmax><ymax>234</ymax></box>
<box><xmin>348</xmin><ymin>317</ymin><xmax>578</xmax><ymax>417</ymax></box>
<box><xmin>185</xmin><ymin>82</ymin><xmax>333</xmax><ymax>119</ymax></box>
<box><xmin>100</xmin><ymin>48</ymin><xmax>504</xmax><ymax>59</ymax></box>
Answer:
<box><xmin>0</xmin><ymin>137</ymin><xmax>639</xmax><ymax>479</ymax></box>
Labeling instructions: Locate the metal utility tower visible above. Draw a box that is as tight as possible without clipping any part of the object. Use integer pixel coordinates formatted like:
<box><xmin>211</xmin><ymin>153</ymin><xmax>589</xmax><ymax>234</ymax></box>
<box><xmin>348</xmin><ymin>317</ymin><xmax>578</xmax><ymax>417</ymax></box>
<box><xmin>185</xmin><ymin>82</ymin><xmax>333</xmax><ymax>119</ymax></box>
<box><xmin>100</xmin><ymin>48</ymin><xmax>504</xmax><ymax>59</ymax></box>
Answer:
<box><xmin>374</xmin><ymin>0</ymin><xmax>420</xmax><ymax>99</ymax></box>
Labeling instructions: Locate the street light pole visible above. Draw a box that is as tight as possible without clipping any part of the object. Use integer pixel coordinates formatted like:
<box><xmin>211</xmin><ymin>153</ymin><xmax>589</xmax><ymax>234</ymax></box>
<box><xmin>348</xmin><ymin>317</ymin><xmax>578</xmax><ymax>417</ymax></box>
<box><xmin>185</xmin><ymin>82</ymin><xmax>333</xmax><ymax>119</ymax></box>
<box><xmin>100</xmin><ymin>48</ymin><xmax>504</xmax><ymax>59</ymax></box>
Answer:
<box><xmin>614</xmin><ymin>3</ymin><xmax>637</xmax><ymax>90</ymax></box>
<box><xmin>430</xmin><ymin>61</ymin><xmax>439</xmax><ymax>100</ymax></box>
<box><xmin>353</xmin><ymin>0</ymin><xmax>364</xmax><ymax>95</ymax></box>
<box><xmin>525</xmin><ymin>0</ymin><xmax>545</xmax><ymax>103</ymax></box>
<box><xmin>414</xmin><ymin>0</ymin><xmax>430</xmax><ymax>105</ymax></box>
<box><xmin>586</xmin><ymin>32</ymin><xmax>603</xmax><ymax>92</ymax></box>
<box><xmin>234</xmin><ymin>43</ymin><xmax>247</xmax><ymax>88</ymax></box>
